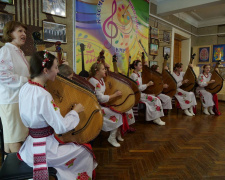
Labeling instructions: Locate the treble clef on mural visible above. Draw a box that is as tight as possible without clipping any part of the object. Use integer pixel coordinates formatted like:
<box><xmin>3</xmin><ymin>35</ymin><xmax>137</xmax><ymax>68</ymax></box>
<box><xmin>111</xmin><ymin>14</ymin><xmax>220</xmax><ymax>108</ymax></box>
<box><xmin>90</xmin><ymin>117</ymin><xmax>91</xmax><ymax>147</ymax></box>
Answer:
<box><xmin>103</xmin><ymin>0</ymin><xmax>118</xmax><ymax>49</ymax></box>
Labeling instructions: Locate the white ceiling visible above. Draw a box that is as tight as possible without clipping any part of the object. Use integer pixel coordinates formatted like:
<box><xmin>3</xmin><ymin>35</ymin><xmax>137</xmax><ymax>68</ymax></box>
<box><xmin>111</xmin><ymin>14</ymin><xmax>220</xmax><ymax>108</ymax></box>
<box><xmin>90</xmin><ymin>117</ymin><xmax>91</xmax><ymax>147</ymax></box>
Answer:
<box><xmin>152</xmin><ymin>0</ymin><xmax>225</xmax><ymax>28</ymax></box>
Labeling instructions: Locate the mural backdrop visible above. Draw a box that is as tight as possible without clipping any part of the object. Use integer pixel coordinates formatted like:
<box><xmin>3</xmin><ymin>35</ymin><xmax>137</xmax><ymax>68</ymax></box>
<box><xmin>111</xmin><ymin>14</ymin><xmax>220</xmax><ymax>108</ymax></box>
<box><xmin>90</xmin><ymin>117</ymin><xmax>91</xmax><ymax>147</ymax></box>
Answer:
<box><xmin>76</xmin><ymin>0</ymin><xmax>149</xmax><ymax>74</ymax></box>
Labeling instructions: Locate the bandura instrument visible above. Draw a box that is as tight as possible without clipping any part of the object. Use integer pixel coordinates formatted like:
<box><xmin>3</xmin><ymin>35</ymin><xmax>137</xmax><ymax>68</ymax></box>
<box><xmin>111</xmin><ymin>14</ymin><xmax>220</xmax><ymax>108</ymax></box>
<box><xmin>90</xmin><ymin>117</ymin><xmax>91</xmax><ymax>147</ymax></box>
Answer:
<box><xmin>205</xmin><ymin>60</ymin><xmax>224</xmax><ymax>94</ymax></box>
<box><xmin>112</xmin><ymin>55</ymin><xmax>141</xmax><ymax>106</ymax></box>
<box><xmin>99</xmin><ymin>53</ymin><xmax>136</xmax><ymax>113</ymax></box>
<box><xmin>180</xmin><ymin>53</ymin><xmax>197</xmax><ymax>92</ymax></box>
<box><xmin>141</xmin><ymin>52</ymin><xmax>163</xmax><ymax>96</ymax></box>
<box><xmin>46</xmin><ymin>74</ymin><xmax>103</xmax><ymax>144</ymax></box>
<box><xmin>162</xmin><ymin>54</ymin><xmax>177</xmax><ymax>97</ymax></box>
<box><xmin>127</xmin><ymin>56</ymin><xmax>131</xmax><ymax>77</ymax></box>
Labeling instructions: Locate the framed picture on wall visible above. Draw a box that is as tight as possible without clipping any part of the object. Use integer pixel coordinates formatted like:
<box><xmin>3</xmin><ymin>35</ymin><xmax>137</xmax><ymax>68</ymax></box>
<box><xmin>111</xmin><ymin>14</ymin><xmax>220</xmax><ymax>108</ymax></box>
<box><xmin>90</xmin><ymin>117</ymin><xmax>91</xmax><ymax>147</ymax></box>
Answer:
<box><xmin>149</xmin><ymin>61</ymin><xmax>158</xmax><ymax>67</ymax></box>
<box><xmin>0</xmin><ymin>13</ymin><xmax>15</xmax><ymax>36</ymax></box>
<box><xmin>212</xmin><ymin>44</ymin><xmax>225</xmax><ymax>62</ymax></box>
<box><xmin>199</xmin><ymin>47</ymin><xmax>210</xmax><ymax>63</ymax></box>
<box><xmin>163</xmin><ymin>31</ymin><xmax>170</xmax><ymax>42</ymax></box>
<box><xmin>0</xmin><ymin>0</ymin><xmax>14</xmax><ymax>5</ymax></box>
<box><xmin>163</xmin><ymin>47</ymin><xmax>170</xmax><ymax>57</ymax></box>
<box><xmin>150</xmin><ymin>44</ymin><xmax>158</xmax><ymax>56</ymax></box>
<box><xmin>42</xmin><ymin>0</ymin><xmax>66</xmax><ymax>17</ymax></box>
<box><xmin>43</xmin><ymin>21</ymin><xmax>67</xmax><ymax>43</ymax></box>
<box><xmin>150</xmin><ymin>27</ymin><xmax>159</xmax><ymax>39</ymax></box>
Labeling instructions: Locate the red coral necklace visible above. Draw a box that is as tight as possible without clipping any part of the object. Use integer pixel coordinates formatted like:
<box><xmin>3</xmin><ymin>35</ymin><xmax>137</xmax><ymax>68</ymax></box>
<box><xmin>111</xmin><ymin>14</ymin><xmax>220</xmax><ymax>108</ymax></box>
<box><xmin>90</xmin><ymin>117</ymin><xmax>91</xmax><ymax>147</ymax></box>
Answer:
<box><xmin>133</xmin><ymin>71</ymin><xmax>140</xmax><ymax>77</ymax></box>
<box><xmin>93</xmin><ymin>77</ymin><xmax>104</xmax><ymax>86</ymax></box>
<box><xmin>203</xmin><ymin>73</ymin><xmax>209</xmax><ymax>78</ymax></box>
<box><xmin>28</xmin><ymin>80</ymin><xmax>47</xmax><ymax>91</ymax></box>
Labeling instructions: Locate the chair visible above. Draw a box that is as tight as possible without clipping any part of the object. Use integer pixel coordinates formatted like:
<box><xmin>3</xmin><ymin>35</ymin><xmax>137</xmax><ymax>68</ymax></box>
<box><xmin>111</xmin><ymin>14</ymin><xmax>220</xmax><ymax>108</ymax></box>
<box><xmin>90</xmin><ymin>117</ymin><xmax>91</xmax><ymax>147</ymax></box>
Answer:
<box><xmin>0</xmin><ymin>118</ymin><xmax>6</xmax><ymax>164</ymax></box>
<box><xmin>0</xmin><ymin>119</ymin><xmax>57</xmax><ymax>179</ymax></box>
<box><xmin>132</xmin><ymin>102</ymin><xmax>146</xmax><ymax>121</ymax></box>
<box><xmin>172</xmin><ymin>97</ymin><xmax>182</xmax><ymax>114</ymax></box>
<box><xmin>0</xmin><ymin>152</ymin><xmax>58</xmax><ymax>180</ymax></box>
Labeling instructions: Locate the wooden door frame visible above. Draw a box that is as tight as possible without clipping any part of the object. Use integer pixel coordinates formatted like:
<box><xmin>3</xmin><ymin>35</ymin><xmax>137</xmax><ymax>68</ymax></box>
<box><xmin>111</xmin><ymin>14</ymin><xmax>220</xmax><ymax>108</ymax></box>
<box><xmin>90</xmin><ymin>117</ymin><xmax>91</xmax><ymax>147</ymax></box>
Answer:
<box><xmin>170</xmin><ymin>28</ymin><xmax>191</xmax><ymax>72</ymax></box>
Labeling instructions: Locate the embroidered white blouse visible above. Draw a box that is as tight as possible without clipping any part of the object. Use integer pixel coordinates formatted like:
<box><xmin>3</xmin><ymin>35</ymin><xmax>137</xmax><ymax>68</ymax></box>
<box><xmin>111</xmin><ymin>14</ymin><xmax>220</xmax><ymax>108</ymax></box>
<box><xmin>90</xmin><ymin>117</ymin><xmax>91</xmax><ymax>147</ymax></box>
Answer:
<box><xmin>89</xmin><ymin>77</ymin><xmax>110</xmax><ymax>103</ymax></box>
<box><xmin>0</xmin><ymin>43</ymin><xmax>29</xmax><ymax>104</ymax></box>
<box><xmin>197</xmin><ymin>73</ymin><xmax>212</xmax><ymax>90</ymax></box>
<box><xmin>130</xmin><ymin>72</ymin><xmax>147</xmax><ymax>92</ymax></box>
<box><xmin>172</xmin><ymin>71</ymin><xmax>185</xmax><ymax>88</ymax></box>
<box><xmin>19</xmin><ymin>82</ymin><xmax>80</xmax><ymax>166</ymax></box>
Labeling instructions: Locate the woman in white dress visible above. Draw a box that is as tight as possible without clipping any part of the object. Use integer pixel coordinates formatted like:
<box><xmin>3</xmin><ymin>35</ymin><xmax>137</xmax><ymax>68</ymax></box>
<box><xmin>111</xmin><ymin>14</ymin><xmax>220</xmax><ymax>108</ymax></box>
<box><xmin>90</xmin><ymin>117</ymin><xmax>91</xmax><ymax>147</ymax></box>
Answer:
<box><xmin>0</xmin><ymin>21</ymin><xmax>29</xmax><ymax>153</ymax></box>
<box><xmin>18</xmin><ymin>51</ymin><xmax>97</xmax><ymax>180</ymax></box>
<box><xmin>172</xmin><ymin>63</ymin><xmax>197</xmax><ymax>116</ymax></box>
<box><xmin>129</xmin><ymin>60</ymin><xmax>165</xmax><ymax>125</ymax></box>
<box><xmin>89</xmin><ymin>62</ymin><xmax>135</xmax><ymax>147</ymax></box>
<box><xmin>97</xmin><ymin>52</ymin><xmax>136</xmax><ymax>132</ymax></box>
<box><xmin>150</xmin><ymin>65</ymin><xmax>172</xmax><ymax>112</ymax></box>
<box><xmin>196</xmin><ymin>64</ymin><xmax>216</xmax><ymax>115</ymax></box>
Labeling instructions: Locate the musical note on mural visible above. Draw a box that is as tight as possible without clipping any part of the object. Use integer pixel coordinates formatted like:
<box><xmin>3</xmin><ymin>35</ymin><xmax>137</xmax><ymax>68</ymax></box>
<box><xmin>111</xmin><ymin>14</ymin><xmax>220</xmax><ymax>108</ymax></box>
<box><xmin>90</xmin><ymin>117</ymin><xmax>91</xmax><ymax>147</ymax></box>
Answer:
<box><xmin>115</xmin><ymin>32</ymin><xmax>123</xmax><ymax>44</ymax></box>
<box><xmin>103</xmin><ymin>0</ymin><xmax>118</xmax><ymax>49</ymax></box>
<box><xmin>78</xmin><ymin>33</ymin><xmax>82</xmax><ymax>37</ymax></box>
<box><xmin>87</xmin><ymin>43</ymin><xmax>92</xmax><ymax>49</ymax></box>
<box><xmin>76</xmin><ymin>58</ymin><xmax>81</xmax><ymax>63</ymax></box>
<box><xmin>86</xmin><ymin>49</ymin><xmax>96</xmax><ymax>64</ymax></box>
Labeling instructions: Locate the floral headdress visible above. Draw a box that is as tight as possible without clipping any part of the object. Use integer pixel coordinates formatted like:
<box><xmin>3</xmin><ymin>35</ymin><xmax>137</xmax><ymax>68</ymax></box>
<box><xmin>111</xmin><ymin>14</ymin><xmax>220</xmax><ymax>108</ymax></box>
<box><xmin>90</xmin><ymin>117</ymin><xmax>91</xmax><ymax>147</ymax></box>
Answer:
<box><xmin>95</xmin><ymin>61</ymin><xmax>100</xmax><ymax>71</ymax></box>
<box><xmin>42</xmin><ymin>50</ymin><xmax>50</xmax><ymax>67</ymax></box>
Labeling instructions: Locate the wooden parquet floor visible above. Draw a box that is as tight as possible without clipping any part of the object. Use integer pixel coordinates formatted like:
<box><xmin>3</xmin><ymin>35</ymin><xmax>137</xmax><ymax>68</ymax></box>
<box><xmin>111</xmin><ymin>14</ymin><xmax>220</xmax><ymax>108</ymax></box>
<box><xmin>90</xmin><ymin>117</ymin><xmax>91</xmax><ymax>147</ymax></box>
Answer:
<box><xmin>93</xmin><ymin>101</ymin><xmax>225</xmax><ymax>180</ymax></box>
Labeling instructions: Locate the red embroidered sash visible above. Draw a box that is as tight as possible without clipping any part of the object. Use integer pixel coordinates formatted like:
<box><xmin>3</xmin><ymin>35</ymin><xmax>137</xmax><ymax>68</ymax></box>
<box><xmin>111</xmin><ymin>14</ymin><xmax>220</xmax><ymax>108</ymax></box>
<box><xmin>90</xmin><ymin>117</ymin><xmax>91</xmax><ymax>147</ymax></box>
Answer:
<box><xmin>28</xmin><ymin>126</ymin><xmax>53</xmax><ymax>180</ymax></box>
<box><xmin>29</xmin><ymin>126</ymin><xmax>54</xmax><ymax>138</ymax></box>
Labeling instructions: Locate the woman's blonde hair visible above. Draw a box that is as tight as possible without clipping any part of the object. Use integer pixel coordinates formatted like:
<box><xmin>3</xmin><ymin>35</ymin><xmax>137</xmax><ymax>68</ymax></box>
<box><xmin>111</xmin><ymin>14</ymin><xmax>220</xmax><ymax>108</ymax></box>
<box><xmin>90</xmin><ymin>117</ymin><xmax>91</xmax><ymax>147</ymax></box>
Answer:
<box><xmin>89</xmin><ymin>62</ymin><xmax>103</xmax><ymax>77</ymax></box>
<box><xmin>3</xmin><ymin>21</ymin><xmax>27</xmax><ymax>43</ymax></box>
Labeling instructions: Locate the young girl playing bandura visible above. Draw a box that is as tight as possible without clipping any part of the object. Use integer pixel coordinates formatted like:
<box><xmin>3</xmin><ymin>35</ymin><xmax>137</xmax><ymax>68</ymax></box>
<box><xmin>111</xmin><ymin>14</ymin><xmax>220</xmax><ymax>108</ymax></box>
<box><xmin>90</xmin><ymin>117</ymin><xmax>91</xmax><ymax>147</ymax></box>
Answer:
<box><xmin>150</xmin><ymin>65</ymin><xmax>172</xmax><ymax>113</ymax></box>
<box><xmin>196</xmin><ymin>64</ymin><xmax>216</xmax><ymax>115</ymax></box>
<box><xmin>18</xmin><ymin>51</ymin><xmax>97</xmax><ymax>180</ymax></box>
<box><xmin>172</xmin><ymin>63</ymin><xmax>197</xmax><ymax>116</ymax></box>
<box><xmin>89</xmin><ymin>62</ymin><xmax>135</xmax><ymax>147</ymax></box>
<box><xmin>129</xmin><ymin>60</ymin><xmax>165</xmax><ymax>125</ymax></box>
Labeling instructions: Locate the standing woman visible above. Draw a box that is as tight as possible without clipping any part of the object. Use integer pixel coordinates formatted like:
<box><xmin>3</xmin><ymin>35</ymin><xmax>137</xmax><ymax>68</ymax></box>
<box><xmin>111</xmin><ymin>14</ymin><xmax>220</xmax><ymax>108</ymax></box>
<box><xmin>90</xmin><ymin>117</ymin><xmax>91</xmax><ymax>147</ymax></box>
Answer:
<box><xmin>130</xmin><ymin>60</ymin><xmax>165</xmax><ymax>125</ymax></box>
<box><xmin>150</xmin><ymin>65</ymin><xmax>172</xmax><ymax>112</ymax></box>
<box><xmin>89</xmin><ymin>62</ymin><xmax>125</xmax><ymax>147</ymax></box>
<box><xmin>196</xmin><ymin>65</ymin><xmax>215</xmax><ymax>115</ymax></box>
<box><xmin>172</xmin><ymin>63</ymin><xmax>197</xmax><ymax>116</ymax></box>
<box><xmin>0</xmin><ymin>21</ymin><xmax>29</xmax><ymax>153</ymax></box>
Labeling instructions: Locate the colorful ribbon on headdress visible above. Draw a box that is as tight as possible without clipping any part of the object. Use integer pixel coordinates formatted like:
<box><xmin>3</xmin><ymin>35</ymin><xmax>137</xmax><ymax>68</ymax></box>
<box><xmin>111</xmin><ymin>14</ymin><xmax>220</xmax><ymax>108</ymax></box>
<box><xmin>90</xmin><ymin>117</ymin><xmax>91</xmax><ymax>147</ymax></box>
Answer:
<box><xmin>42</xmin><ymin>50</ymin><xmax>50</xmax><ymax>67</ymax></box>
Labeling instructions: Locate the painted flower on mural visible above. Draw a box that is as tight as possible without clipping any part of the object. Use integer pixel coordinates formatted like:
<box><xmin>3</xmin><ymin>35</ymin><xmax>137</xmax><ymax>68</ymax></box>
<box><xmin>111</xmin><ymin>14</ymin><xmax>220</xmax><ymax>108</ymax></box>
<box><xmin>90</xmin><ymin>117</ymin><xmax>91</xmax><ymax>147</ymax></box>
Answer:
<box><xmin>109</xmin><ymin>116</ymin><xmax>118</xmax><ymax>122</ymax></box>
<box><xmin>102</xmin><ymin>109</ymin><xmax>106</xmax><ymax>116</ymax></box>
<box><xmin>96</xmin><ymin>83</ymin><xmax>101</xmax><ymax>89</ymax></box>
<box><xmin>51</xmin><ymin>100</ymin><xmax>58</xmax><ymax>111</ymax></box>
<box><xmin>76</xmin><ymin>172</ymin><xmax>91</xmax><ymax>180</ymax></box>
<box><xmin>65</xmin><ymin>158</ymin><xmax>76</xmax><ymax>168</ymax></box>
